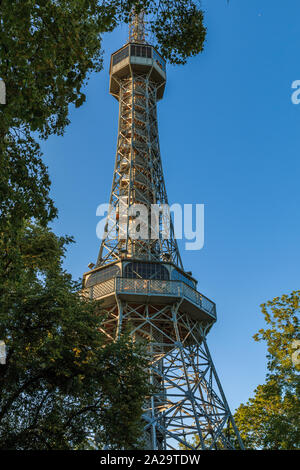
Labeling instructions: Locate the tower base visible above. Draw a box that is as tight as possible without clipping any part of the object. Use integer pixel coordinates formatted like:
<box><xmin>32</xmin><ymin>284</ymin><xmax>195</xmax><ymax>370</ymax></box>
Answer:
<box><xmin>100</xmin><ymin>297</ymin><xmax>244</xmax><ymax>450</ymax></box>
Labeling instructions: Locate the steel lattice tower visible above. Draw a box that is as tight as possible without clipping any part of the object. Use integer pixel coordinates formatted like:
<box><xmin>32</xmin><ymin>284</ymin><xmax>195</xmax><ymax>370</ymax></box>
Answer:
<box><xmin>83</xmin><ymin>13</ymin><xmax>244</xmax><ymax>450</ymax></box>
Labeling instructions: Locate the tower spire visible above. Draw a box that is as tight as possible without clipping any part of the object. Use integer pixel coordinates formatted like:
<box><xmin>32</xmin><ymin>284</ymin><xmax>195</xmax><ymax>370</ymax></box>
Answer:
<box><xmin>129</xmin><ymin>9</ymin><xmax>146</xmax><ymax>43</ymax></box>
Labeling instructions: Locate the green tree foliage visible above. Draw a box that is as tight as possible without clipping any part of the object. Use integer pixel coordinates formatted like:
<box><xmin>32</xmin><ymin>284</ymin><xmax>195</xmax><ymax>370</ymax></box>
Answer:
<box><xmin>0</xmin><ymin>127</ymin><xmax>56</xmax><ymax>229</ymax></box>
<box><xmin>0</xmin><ymin>0</ymin><xmax>206</xmax><ymax>135</ymax></box>
<box><xmin>0</xmin><ymin>223</ymin><xmax>151</xmax><ymax>449</ymax></box>
<box><xmin>234</xmin><ymin>291</ymin><xmax>300</xmax><ymax>449</ymax></box>
<box><xmin>151</xmin><ymin>1</ymin><xmax>206</xmax><ymax>64</ymax></box>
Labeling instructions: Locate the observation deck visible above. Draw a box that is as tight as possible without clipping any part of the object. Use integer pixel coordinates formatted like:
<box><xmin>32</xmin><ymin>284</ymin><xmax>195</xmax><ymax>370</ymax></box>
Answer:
<box><xmin>83</xmin><ymin>260</ymin><xmax>216</xmax><ymax>325</ymax></box>
<box><xmin>109</xmin><ymin>43</ymin><xmax>166</xmax><ymax>100</ymax></box>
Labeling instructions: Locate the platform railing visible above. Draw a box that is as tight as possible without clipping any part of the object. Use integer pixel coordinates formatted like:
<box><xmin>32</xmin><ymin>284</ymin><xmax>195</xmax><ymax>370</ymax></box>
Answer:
<box><xmin>88</xmin><ymin>277</ymin><xmax>216</xmax><ymax>319</ymax></box>
<box><xmin>116</xmin><ymin>278</ymin><xmax>216</xmax><ymax>318</ymax></box>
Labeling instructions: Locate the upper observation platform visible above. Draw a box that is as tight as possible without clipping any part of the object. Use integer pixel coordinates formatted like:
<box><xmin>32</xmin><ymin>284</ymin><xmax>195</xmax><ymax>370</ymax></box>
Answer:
<box><xmin>109</xmin><ymin>43</ymin><xmax>167</xmax><ymax>100</ymax></box>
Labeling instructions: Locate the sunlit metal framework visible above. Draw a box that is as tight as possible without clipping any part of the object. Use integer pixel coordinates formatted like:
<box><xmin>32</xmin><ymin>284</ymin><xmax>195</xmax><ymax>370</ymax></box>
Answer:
<box><xmin>83</xmin><ymin>16</ymin><xmax>244</xmax><ymax>450</ymax></box>
<box><xmin>129</xmin><ymin>10</ymin><xmax>146</xmax><ymax>44</ymax></box>
<box><xmin>97</xmin><ymin>46</ymin><xmax>181</xmax><ymax>268</ymax></box>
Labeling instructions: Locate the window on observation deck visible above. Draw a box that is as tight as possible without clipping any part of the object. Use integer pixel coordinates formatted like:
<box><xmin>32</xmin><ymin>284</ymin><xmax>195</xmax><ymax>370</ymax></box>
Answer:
<box><xmin>130</xmin><ymin>44</ymin><xmax>152</xmax><ymax>59</ymax></box>
<box><xmin>152</xmin><ymin>49</ymin><xmax>166</xmax><ymax>73</ymax></box>
<box><xmin>86</xmin><ymin>265</ymin><xmax>120</xmax><ymax>287</ymax></box>
<box><xmin>124</xmin><ymin>262</ymin><xmax>169</xmax><ymax>281</ymax></box>
<box><xmin>171</xmin><ymin>269</ymin><xmax>195</xmax><ymax>288</ymax></box>
<box><xmin>112</xmin><ymin>46</ymin><xmax>129</xmax><ymax>66</ymax></box>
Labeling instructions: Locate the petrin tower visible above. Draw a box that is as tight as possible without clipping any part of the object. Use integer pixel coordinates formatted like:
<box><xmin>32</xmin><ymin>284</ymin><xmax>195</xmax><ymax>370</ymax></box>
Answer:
<box><xmin>83</xmin><ymin>13</ymin><xmax>243</xmax><ymax>450</ymax></box>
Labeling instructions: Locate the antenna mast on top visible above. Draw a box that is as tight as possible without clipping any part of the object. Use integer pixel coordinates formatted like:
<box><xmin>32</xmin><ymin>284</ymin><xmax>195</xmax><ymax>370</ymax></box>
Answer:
<box><xmin>129</xmin><ymin>10</ymin><xmax>146</xmax><ymax>43</ymax></box>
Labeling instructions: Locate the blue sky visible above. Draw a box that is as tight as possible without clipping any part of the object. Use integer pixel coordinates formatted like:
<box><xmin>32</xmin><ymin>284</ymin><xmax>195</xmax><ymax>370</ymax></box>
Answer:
<box><xmin>41</xmin><ymin>0</ymin><xmax>300</xmax><ymax>412</ymax></box>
